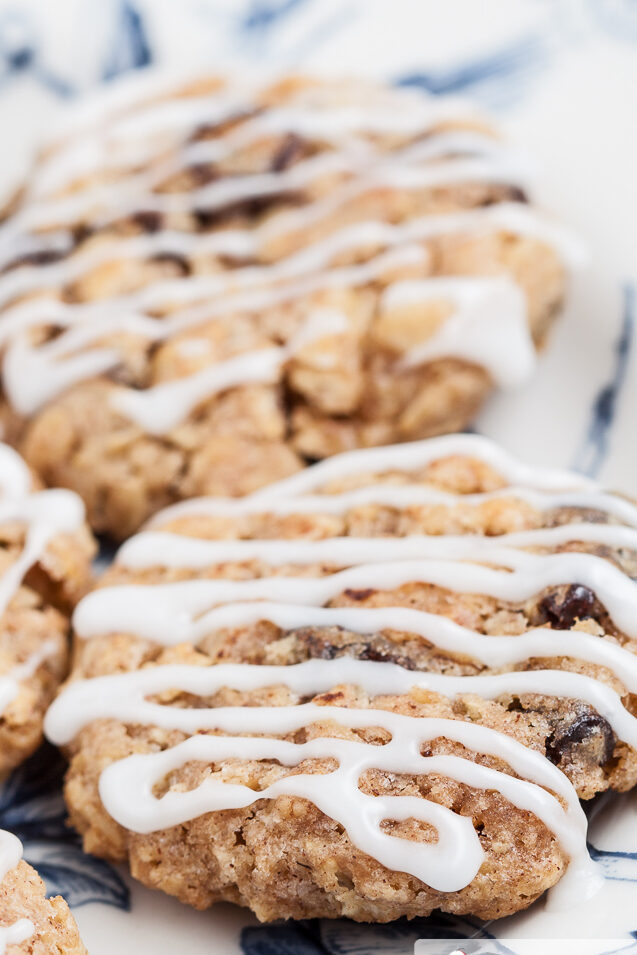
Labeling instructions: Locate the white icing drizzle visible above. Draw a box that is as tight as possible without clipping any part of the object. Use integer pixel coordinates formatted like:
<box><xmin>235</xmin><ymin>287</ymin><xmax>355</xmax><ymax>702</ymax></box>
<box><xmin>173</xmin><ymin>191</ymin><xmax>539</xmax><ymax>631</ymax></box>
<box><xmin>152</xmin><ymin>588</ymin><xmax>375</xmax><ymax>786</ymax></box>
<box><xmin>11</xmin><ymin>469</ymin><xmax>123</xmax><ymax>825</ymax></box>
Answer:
<box><xmin>117</xmin><ymin>523</ymin><xmax>637</xmax><ymax>571</ymax></box>
<box><xmin>0</xmin><ymin>72</ymin><xmax>583</xmax><ymax>435</ymax></box>
<box><xmin>72</xmin><ymin>551</ymin><xmax>637</xmax><ymax>643</ymax></box>
<box><xmin>0</xmin><ymin>201</ymin><xmax>584</xmax><ymax>323</ymax></box>
<box><xmin>0</xmin><ymin>831</ymin><xmax>34</xmax><ymax>954</ymax></box>
<box><xmin>181</xmin><ymin>102</ymin><xmax>486</xmax><ymax>167</ymax></box>
<box><xmin>46</xmin><ymin>657</ymin><xmax>637</xmax><ymax>751</ymax></box>
<box><xmin>111</xmin><ymin>307</ymin><xmax>346</xmax><ymax>434</ymax></box>
<box><xmin>54</xmin><ymin>433</ymin><xmax>637</xmax><ymax>907</ymax></box>
<box><xmin>45</xmin><ymin>660</ymin><xmax>602</xmax><ymax>907</ymax></box>
<box><xmin>4</xmin><ymin>147</ymin><xmax>352</xmax><ymax>240</ymax></box>
<box><xmin>0</xmin><ymin>640</ymin><xmax>57</xmax><ymax>717</ymax></box>
<box><xmin>246</xmin><ymin>433</ymin><xmax>594</xmax><ymax>499</ymax></box>
<box><xmin>3</xmin><ymin>337</ymin><xmax>122</xmax><ymax>417</ymax></box>
<box><xmin>148</xmin><ymin>428</ymin><xmax>620</xmax><ymax>526</ymax></box>
<box><xmin>0</xmin><ymin>488</ymin><xmax>86</xmax><ymax>616</ymax></box>
<box><xmin>32</xmin><ymin>80</ymin><xmax>481</xmax><ymax>200</ymax></box>
<box><xmin>260</xmin><ymin>152</ymin><xmax>526</xmax><ymax>246</ymax></box>
<box><xmin>0</xmin><ymin>133</ymin><xmax>527</xmax><ymax>249</ymax></box>
<box><xmin>0</xmin><ymin>205</ymin><xmax>552</xmax><ymax>349</ymax></box>
<box><xmin>0</xmin><ymin>832</ymin><xmax>23</xmax><ymax>882</ymax></box>
<box><xmin>73</xmin><ymin>597</ymin><xmax>637</xmax><ymax>693</ymax></box>
<box><xmin>73</xmin><ymin>534</ymin><xmax>637</xmax><ymax>803</ymax></box>
<box><xmin>386</xmin><ymin>278</ymin><xmax>534</xmax><ymax>386</ymax></box>
<box><xmin>0</xmin><ymin>228</ymin><xmax>257</xmax><ymax>313</ymax></box>
<box><xmin>0</xmin><ymin>242</ymin><xmax>548</xmax><ymax>424</ymax></box>
<box><xmin>150</xmin><ymin>482</ymin><xmax>637</xmax><ymax>527</ymax></box>
<box><xmin>105</xmin><ymin>272</ymin><xmax>530</xmax><ymax>432</ymax></box>
<box><xmin>1</xmin><ymin>243</ymin><xmax>425</xmax><ymax>417</ymax></box>
<box><xmin>0</xmin><ymin>125</ymin><xmax>498</xmax><ymax>272</ymax></box>
<box><xmin>0</xmin><ymin>200</ymin><xmax>582</xmax><ymax>424</ymax></box>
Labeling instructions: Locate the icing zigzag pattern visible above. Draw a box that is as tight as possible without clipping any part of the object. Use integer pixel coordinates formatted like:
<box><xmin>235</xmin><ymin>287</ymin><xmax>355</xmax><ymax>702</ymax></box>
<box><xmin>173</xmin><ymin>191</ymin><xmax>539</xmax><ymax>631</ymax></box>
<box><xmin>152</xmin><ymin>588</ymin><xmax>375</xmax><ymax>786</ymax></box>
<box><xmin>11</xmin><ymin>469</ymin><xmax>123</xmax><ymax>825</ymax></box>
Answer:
<box><xmin>46</xmin><ymin>434</ymin><xmax>637</xmax><ymax>921</ymax></box>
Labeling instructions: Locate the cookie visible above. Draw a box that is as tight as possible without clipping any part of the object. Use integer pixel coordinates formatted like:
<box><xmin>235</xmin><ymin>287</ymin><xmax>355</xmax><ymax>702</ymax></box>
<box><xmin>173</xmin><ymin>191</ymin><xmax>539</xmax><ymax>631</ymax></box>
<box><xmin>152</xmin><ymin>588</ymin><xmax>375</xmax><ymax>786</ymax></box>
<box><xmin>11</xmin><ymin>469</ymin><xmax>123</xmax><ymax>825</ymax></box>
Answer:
<box><xmin>0</xmin><ymin>444</ymin><xmax>94</xmax><ymax>775</ymax></box>
<box><xmin>0</xmin><ymin>73</ymin><xmax>580</xmax><ymax>537</ymax></box>
<box><xmin>46</xmin><ymin>433</ymin><xmax>637</xmax><ymax>922</ymax></box>
<box><xmin>0</xmin><ymin>830</ymin><xmax>86</xmax><ymax>954</ymax></box>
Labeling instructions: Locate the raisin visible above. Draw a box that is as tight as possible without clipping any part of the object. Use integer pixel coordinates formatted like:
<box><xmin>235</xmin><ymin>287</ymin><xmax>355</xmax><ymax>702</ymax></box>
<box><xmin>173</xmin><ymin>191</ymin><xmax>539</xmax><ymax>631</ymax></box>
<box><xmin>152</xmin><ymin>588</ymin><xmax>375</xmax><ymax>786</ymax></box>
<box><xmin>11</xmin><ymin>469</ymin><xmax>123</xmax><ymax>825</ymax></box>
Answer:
<box><xmin>133</xmin><ymin>210</ymin><xmax>163</xmax><ymax>233</ymax></box>
<box><xmin>1</xmin><ymin>247</ymin><xmax>67</xmax><ymax>272</ymax></box>
<box><xmin>186</xmin><ymin>163</ymin><xmax>219</xmax><ymax>187</ymax></box>
<box><xmin>291</xmin><ymin>626</ymin><xmax>416</xmax><ymax>671</ymax></box>
<box><xmin>546</xmin><ymin>712</ymin><xmax>616</xmax><ymax>767</ymax></box>
<box><xmin>481</xmin><ymin>185</ymin><xmax>528</xmax><ymax>207</ymax></box>
<box><xmin>358</xmin><ymin>644</ymin><xmax>416</xmax><ymax>669</ymax></box>
<box><xmin>270</xmin><ymin>133</ymin><xmax>306</xmax><ymax>172</ymax></box>
<box><xmin>193</xmin><ymin>191</ymin><xmax>303</xmax><ymax>229</ymax></box>
<box><xmin>193</xmin><ymin>208</ymin><xmax>218</xmax><ymax>229</ymax></box>
<box><xmin>151</xmin><ymin>251</ymin><xmax>191</xmax><ymax>275</ymax></box>
<box><xmin>72</xmin><ymin>223</ymin><xmax>95</xmax><ymax>245</ymax></box>
<box><xmin>189</xmin><ymin>109</ymin><xmax>259</xmax><ymax>143</ymax></box>
<box><xmin>292</xmin><ymin>629</ymin><xmax>339</xmax><ymax>660</ymax></box>
<box><xmin>538</xmin><ymin>584</ymin><xmax>597</xmax><ymax>629</ymax></box>
<box><xmin>343</xmin><ymin>588</ymin><xmax>375</xmax><ymax>602</ymax></box>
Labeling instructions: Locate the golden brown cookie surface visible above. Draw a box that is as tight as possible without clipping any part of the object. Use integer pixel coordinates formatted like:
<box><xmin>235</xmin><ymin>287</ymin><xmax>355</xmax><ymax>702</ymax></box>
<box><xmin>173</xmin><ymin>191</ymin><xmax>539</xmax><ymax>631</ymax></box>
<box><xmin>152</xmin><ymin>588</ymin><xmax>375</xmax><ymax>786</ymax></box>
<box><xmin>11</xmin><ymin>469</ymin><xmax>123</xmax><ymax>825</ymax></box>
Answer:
<box><xmin>0</xmin><ymin>444</ymin><xmax>94</xmax><ymax>775</ymax></box>
<box><xmin>46</xmin><ymin>435</ymin><xmax>637</xmax><ymax>922</ymax></box>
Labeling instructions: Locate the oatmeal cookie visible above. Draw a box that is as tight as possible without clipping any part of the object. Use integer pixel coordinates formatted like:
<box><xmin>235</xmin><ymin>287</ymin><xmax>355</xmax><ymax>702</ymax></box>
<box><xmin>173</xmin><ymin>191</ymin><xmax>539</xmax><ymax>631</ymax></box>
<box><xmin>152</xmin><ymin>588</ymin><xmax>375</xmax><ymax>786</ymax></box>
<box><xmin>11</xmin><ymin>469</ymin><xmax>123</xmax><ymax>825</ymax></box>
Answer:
<box><xmin>0</xmin><ymin>830</ymin><xmax>86</xmax><ymax>954</ymax></box>
<box><xmin>0</xmin><ymin>444</ymin><xmax>94</xmax><ymax>774</ymax></box>
<box><xmin>0</xmin><ymin>72</ymin><xmax>579</xmax><ymax>536</ymax></box>
<box><xmin>46</xmin><ymin>434</ymin><xmax>637</xmax><ymax>922</ymax></box>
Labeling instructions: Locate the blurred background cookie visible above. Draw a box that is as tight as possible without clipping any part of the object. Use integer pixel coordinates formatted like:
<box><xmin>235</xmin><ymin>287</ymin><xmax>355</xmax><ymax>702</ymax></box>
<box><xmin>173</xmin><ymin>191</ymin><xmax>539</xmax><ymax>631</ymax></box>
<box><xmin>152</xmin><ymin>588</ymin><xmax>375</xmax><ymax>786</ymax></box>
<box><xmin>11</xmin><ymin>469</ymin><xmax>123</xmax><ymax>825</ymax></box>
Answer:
<box><xmin>0</xmin><ymin>73</ymin><xmax>579</xmax><ymax>538</ymax></box>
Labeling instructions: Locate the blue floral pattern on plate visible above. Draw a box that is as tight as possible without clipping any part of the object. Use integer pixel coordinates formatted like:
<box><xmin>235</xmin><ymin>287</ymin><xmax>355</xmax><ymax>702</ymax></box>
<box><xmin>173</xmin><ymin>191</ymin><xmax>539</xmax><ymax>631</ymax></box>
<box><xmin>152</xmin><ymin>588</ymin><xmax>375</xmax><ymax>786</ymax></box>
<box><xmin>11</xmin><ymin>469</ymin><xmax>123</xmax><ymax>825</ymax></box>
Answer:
<box><xmin>0</xmin><ymin>744</ymin><xmax>129</xmax><ymax>910</ymax></box>
<box><xmin>0</xmin><ymin>6</ymin><xmax>73</xmax><ymax>95</ymax></box>
<box><xmin>240</xmin><ymin>915</ymin><xmax>506</xmax><ymax>955</ymax></box>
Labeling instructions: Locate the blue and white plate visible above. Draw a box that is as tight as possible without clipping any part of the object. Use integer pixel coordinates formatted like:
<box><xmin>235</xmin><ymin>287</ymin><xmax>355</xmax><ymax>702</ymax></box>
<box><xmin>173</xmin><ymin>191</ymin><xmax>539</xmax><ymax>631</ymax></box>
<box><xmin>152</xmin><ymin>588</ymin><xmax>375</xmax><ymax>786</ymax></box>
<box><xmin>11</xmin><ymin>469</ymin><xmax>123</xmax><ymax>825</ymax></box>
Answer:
<box><xmin>1</xmin><ymin>1</ymin><xmax>637</xmax><ymax>951</ymax></box>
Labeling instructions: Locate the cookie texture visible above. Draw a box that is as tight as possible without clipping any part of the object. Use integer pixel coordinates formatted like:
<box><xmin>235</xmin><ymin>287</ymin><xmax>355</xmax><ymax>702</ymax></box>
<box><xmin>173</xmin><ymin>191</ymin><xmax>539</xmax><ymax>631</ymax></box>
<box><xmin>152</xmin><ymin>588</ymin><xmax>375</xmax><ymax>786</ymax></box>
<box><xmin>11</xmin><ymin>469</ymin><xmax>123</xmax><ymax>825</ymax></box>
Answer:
<box><xmin>46</xmin><ymin>435</ymin><xmax>637</xmax><ymax>922</ymax></box>
<box><xmin>0</xmin><ymin>73</ymin><xmax>575</xmax><ymax>536</ymax></box>
<box><xmin>0</xmin><ymin>444</ymin><xmax>94</xmax><ymax>775</ymax></box>
<box><xmin>0</xmin><ymin>831</ymin><xmax>86</xmax><ymax>954</ymax></box>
